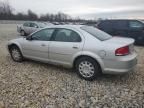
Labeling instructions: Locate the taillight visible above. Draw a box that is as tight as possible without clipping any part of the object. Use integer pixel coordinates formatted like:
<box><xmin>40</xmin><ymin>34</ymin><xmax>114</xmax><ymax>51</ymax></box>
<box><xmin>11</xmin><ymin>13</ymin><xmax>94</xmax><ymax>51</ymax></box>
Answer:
<box><xmin>115</xmin><ymin>46</ymin><xmax>129</xmax><ymax>56</ymax></box>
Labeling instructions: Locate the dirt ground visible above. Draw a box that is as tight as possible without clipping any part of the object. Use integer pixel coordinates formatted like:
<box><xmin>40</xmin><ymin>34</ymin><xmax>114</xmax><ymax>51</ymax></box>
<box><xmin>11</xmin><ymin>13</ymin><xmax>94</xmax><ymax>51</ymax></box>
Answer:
<box><xmin>0</xmin><ymin>24</ymin><xmax>144</xmax><ymax>108</ymax></box>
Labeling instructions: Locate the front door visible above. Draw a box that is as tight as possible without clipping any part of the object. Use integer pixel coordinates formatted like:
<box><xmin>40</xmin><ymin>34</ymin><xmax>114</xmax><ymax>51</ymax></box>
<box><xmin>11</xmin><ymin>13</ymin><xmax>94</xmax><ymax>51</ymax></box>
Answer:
<box><xmin>21</xmin><ymin>28</ymin><xmax>55</xmax><ymax>61</ymax></box>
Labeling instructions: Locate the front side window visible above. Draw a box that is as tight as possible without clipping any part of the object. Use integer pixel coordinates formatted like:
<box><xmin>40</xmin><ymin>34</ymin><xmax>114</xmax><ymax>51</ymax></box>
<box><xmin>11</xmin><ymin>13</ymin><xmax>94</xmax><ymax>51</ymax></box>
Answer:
<box><xmin>31</xmin><ymin>29</ymin><xmax>55</xmax><ymax>41</ymax></box>
<box><xmin>38</xmin><ymin>23</ymin><xmax>46</xmax><ymax>28</ymax></box>
<box><xmin>129</xmin><ymin>21</ymin><xmax>144</xmax><ymax>29</ymax></box>
<box><xmin>53</xmin><ymin>28</ymin><xmax>81</xmax><ymax>42</ymax></box>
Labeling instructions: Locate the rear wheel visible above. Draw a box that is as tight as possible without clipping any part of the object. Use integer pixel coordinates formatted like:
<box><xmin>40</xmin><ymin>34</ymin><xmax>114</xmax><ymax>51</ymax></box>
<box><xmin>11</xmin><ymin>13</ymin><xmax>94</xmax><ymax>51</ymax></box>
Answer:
<box><xmin>75</xmin><ymin>57</ymin><xmax>101</xmax><ymax>81</ymax></box>
<box><xmin>10</xmin><ymin>46</ymin><xmax>23</xmax><ymax>62</ymax></box>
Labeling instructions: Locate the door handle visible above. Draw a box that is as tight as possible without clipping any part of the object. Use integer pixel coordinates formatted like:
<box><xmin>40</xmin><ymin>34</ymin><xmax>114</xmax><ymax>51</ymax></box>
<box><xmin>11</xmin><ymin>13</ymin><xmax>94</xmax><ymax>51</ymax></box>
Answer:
<box><xmin>72</xmin><ymin>46</ymin><xmax>78</xmax><ymax>49</ymax></box>
<box><xmin>41</xmin><ymin>44</ymin><xmax>46</xmax><ymax>46</ymax></box>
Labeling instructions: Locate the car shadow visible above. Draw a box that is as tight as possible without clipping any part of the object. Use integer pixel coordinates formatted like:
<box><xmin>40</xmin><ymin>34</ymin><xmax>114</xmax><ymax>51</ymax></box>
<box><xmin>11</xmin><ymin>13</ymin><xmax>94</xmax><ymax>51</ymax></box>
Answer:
<box><xmin>24</xmin><ymin>59</ymin><xmax>75</xmax><ymax>73</ymax></box>
<box><xmin>27</xmin><ymin>59</ymin><xmax>137</xmax><ymax>82</ymax></box>
<box><xmin>6</xmin><ymin>55</ymin><xmax>137</xmax><ymax>84</ymax></box>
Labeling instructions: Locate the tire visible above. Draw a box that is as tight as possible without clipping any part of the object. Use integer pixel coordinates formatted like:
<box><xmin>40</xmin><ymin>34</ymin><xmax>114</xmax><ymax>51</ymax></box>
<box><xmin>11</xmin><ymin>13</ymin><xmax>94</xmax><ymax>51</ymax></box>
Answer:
<box><xmin>75</xmin><ymin>57</ymin><xmax>101</xmax><ymax>81</ymax></box>
<box><xmin>9</xmin><ymin>45</ymin><xmax>23</xmax><ymax>62</ymax></box>
<box><xmin>20</xmin><ymin>30</ymin><xmax>26</xmax><ymax>36</ymax></box>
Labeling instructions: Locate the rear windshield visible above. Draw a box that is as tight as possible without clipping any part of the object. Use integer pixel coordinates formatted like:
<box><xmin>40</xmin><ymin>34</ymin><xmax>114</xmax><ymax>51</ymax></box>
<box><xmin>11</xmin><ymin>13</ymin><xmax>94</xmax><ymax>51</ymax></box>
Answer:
<box><xmin>81</xmin><ymin>26</ymin><xmax>112</xmax><ymax>41</ymax></box>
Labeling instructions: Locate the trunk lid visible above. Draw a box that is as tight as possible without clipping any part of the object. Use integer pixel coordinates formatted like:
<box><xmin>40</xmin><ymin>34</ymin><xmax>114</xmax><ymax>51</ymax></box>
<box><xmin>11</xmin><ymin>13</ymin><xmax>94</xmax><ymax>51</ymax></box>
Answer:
<box><xmin>105</xmin><ymin>37</ymin><xmax>135</xmax><ymax>46</ymax></box>
<box><xmin>104</xmin><ymin>37</ymin><xmax>135</xmax><ymax>55</ymax></box>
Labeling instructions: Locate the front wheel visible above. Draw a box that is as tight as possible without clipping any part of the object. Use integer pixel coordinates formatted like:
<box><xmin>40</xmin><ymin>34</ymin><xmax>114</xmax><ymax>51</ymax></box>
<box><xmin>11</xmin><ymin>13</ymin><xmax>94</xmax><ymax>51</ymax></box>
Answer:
<box><xmin>10</xmin><ymin>46</ymin><xmax>23</xmax><ymax>62</ymax></box>
<box><xmin>75</xmin><ymin>57</ymin><xmax>101</xmax><ymax>81</ymax></box>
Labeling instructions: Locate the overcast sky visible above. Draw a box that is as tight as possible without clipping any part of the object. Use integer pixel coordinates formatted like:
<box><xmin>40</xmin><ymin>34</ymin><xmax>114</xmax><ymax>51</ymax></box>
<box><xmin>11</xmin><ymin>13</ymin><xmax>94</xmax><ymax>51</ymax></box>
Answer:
<box><xmin>6</xmin><ymin>0</ymin><xmax>144</xmax><ymax>19</ymax></box>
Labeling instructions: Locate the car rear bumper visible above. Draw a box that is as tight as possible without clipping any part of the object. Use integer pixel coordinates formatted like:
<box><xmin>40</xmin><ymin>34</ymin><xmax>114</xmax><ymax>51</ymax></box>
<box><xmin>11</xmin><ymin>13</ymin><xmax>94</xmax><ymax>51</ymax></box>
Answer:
<box><xmin>103</xmin><ymin>53</ymin><xmax>137</xmax><ymax>74</ymax></box>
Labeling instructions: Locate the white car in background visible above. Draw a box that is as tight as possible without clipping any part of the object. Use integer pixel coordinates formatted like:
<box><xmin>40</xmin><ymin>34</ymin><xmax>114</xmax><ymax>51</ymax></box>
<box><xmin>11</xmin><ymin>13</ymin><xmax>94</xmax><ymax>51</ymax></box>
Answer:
<box><xmin>17</xmin><ymin>22</ymin><xmax>52</xmax><ymax>36</ymax></box>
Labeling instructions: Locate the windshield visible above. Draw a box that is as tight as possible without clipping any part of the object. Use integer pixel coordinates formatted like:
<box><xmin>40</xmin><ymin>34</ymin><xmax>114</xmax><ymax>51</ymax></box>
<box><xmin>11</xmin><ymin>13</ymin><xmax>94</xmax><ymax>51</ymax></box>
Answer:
<box><xmin>140</xmin><ymin>20</ymin><xmax>144</xmax><ymax>24</ymax></box>
<box><xmin>81</xmin><ymin>26</ymin><xmax>112</xmax><ymax>41</ymax></box>
<box><xmin>38</xmin><ymin>23</ymin><xmax>47</xmax><ymax>28</ymax></box>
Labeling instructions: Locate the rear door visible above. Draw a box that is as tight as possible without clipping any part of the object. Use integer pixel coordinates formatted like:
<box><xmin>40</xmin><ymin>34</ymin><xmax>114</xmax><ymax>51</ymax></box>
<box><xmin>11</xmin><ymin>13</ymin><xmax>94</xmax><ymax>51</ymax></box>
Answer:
<box><xmin>49</xmin><ymin>28</ymin><xmax>84</xmax><ymax>66</ymax></box>
<box><xmin>128</xmin><ymin>20</ymin><xmax>144</xmax><ymax>44</ymax></box>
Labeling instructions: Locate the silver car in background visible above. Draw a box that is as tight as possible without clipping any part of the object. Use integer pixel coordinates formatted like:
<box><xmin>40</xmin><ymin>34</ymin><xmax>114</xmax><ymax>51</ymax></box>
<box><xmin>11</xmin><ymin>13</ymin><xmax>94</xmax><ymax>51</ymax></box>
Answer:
<box><xmin>17</xmin><ymin>22</ymin><xmax>53</xmax><ymax>36</ymax></box>
<box><xmin>8</xmin><ymin>25</ymin><xmax>137</xmax><ymax>80</ymax></box>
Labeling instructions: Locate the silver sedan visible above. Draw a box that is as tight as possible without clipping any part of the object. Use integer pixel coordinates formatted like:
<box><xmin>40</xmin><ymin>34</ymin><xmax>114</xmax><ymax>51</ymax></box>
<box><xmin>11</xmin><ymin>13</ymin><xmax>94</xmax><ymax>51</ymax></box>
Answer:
<box><xmin>7</xmin><ymin>25</ymin><xmax>137</xmax><ymax>80</ymax></box>
<box><xmin>17</xmin><ymin>22</ymin><xmax>53</xmax><ymax>36</ymax></box>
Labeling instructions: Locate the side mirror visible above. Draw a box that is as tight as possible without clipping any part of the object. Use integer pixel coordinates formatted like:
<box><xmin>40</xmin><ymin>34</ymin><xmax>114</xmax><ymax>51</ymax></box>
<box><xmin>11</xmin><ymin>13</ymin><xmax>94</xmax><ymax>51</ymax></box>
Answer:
<box><xmin>26</xmin><ymin>36</ymin><xmax>32</xmax><ymax>40</ymax></box>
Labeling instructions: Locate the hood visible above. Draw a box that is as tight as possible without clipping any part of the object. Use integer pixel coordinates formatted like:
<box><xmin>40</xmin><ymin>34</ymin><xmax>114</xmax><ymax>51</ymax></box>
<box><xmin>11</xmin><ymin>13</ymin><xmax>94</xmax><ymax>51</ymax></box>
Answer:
<box><xmin>8</xmin><ymin>37</ymin><xmax>24</xmax><ymax>43</ymax></box>
<box><xmin>11</xmin><ymin>37</ymin><xmax>23</xmax><ymax>41</ymax></box>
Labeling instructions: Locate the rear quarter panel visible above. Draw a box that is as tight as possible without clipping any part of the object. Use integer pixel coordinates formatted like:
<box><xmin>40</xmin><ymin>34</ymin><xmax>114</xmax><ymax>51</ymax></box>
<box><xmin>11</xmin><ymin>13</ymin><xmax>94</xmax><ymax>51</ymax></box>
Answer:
<box><xmin>78</xmin><ymin>31</ymin><xmax>106</xmax><ymax>71</ymax></box>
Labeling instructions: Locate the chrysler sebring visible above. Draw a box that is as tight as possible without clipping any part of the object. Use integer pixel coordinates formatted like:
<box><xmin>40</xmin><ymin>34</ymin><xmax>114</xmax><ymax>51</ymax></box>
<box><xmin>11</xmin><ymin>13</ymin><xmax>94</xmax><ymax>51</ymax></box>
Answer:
<box><xmin>7</xmin><ymin>25</ymin><xmax>137</xmax><ymax>80</ymax></box>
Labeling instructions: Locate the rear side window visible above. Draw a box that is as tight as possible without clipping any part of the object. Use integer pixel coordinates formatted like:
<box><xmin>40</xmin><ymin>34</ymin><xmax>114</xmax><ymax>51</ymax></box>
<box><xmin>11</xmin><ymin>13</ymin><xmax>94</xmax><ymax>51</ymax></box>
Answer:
<box><xmin>30</xmin><ymin>23</ymin><xmax>38</xmax><ymax>28</ymax></box>
<box><xmin>37</xmin><ymin>23</ymin><xmax>46</xmax><ymax>28</ymax></box>
<box><xmin>98</xmin><ymin>21</ymin><xmax>112</xmax><ymax>30</ymax></box>
<box><xmin>81</xmin><ymin>26</ymin><xmax>112</xmax><ymax>41</ymax></box>
<box><xmin>112</xmin><ymin>21</ymin><xmax>128</xmax><ymax>29</ymax></box>
<box><xmin>53</xmin><ymin>28</ymin><xmax>81</xmax><ymax>42</ymax></box>
<box><xmin>129</xmin><ymin>21</ymin><xmax>144</xmax><ymax>29</ymax></box>
<box><xmin>98</xmin><ymin>20</ymin><xmax>128</xmax><ymax>30</ymax></box>
<box><xmin>23</xmin><ymin>22</ymin><xmax>30</xmax><ymax>27</ymax></box>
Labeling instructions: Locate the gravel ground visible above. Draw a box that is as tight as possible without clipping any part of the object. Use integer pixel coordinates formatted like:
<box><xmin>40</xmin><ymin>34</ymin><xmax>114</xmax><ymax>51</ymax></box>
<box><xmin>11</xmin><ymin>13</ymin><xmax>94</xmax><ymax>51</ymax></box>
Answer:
<box><xmin>0</xmin><ymin>24</ymin><xmax>144</xmax><ymax>108</ymax></box>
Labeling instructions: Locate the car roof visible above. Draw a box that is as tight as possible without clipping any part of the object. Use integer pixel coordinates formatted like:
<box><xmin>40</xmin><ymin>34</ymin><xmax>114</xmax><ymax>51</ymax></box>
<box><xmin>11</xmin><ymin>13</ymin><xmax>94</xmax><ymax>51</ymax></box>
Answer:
<box><xmin>100</xmin><ymin>19</ymin><xmax>139</xmax><ymax>22</ymax></box>
<box><xmin>24</xmin><ymin>21</ymin><xmax>43</xmax><ymax>24</ymax></box>
<box><xmin>44</xmin><ymin>24</ymin><xmax>84</xmax><ymax>29</ymax></box>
